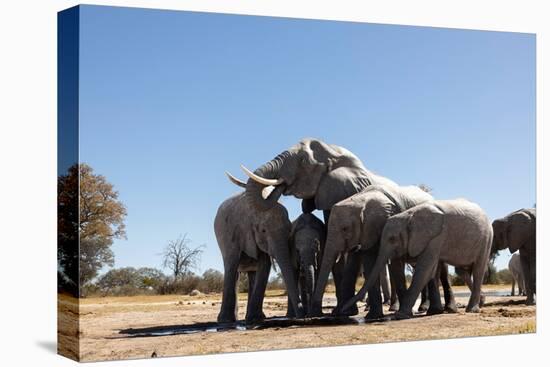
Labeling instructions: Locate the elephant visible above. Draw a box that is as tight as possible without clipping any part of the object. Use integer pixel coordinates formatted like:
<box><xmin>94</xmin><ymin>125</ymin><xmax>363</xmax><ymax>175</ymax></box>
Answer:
<box><xmin>309</xmin><ymin>184</ymin><xmax>436</xmax><ymax>318</ymax></box>
<box><xmin>214</xmin><ymin>173</ymin><xmax>304</xmax><ymax>324</ymax></box>
<box><xmin>493</xmin><ymin>208</ymin><xmax>536</xmax><ymax>304</ymax></box>
<box><xmin>240</xmin><ymin>138</ymin><xmax>398</xmax><ymax>314</ymax></box>
<box><xmin>508</xmin><ymin>253</ymin><xmax>525</xmax><ymax>296</ymax></box>
<box><xmin>286</xmin><ymin>213</ymin><xmax>326</xmax><ymax>316</ymax></box>
<box><xmin>343</xmin><ymin>199</ymin><xmax>493</xmax><ymax>319</ymax></box>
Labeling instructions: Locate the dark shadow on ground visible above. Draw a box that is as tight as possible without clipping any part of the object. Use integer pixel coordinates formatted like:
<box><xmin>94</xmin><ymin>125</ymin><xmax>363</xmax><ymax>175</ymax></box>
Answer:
<box><xmin>116</xmin><ymin>313</ymin><xmax>430</xmax><ymax>338</ymax></box>
<box><xmin>483</xmin><ymin>299</ymin><xmax>529</xmax><ymax>307</ymax></box>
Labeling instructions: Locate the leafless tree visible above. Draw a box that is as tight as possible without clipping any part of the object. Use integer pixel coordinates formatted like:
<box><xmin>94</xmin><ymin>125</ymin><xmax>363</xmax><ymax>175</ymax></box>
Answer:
<box><xmin>161</xmin><ymin>234</ymin><xmax>204</xmax><ymax>279</ymax></box>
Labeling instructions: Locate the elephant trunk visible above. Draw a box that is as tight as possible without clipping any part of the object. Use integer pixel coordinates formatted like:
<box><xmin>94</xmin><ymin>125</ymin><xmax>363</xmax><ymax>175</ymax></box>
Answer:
<box><xmin>245</xmin><ymin>151</ymin><xmax>290</xmax><ymax>211</ymax></box>
<box><xmin>303</xmin><ymin>264</ymin><xmax>315</xmax><ymax>311</ymax></box>
<box><xmin>342</xmin><ymin>249</ymin><xmax>389</xmax><ymax>312</ymax></box>
<box><xmin>309</xmin><ymin>246</ymin><xmax>338</xmax><ymax>316</ymax></box>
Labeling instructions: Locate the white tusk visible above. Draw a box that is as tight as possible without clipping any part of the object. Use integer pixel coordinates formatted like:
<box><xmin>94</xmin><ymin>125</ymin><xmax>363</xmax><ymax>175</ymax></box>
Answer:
<box><xmin>262</xmin><ymin>185</ymin><xmax>276</xmax><ymax>200</ymax></box>
<box><xmin>225</xmin><ymin>172</ymin><xmax>247</xmax><ymax>188</ymax></box>
<box><xmin>240</xmin><ymin>164</ymin><xmax>284</xmax><ymax>186</ymax></box>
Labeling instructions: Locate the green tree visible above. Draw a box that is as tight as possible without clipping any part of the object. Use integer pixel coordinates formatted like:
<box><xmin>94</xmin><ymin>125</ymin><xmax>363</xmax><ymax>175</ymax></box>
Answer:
<box><xmin>199</xmin><ymin>269</ymin><xmax>224</xmax><ymax>293</ymax></box>
<box><xmin>97</xmin><ymin>267</ymin><xmax>140</xmax><ymax>292</ymax></box>
<box><xmin>79</xmin><ymin>164</ymin><xmax>127</xmax><ymax>288</ymax></box>
<box><xmin>483</xmin><ymin>262</ymin><xmax>499</xmax><ymax>284</ymax></box>
<box><xmin>497</xmin><ymin>268</ymin><xmax>513</xmax><ymax>284</ymax></box>
<box><xmin>137</xmin><ymin>267</ymin><xmax>166</xmax><ymax>289</ymax></box>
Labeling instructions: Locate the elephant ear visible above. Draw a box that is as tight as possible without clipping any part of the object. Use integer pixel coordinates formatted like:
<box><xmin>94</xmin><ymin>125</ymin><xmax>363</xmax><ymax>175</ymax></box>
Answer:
<box><xmin>508</xmin><ymin>211</ymin><xmax>533</xmax><ymax>253</ymax></box>
<box><xmin>407</xmin><ymin>204</ymin><xmax>445</xmax><ymax>258</ymax></box>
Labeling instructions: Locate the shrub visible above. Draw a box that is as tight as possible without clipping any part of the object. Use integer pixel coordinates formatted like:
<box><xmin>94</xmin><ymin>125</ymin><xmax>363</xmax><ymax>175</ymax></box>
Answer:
<box><xmin>198</xmin><ymin>269</ymin><xmax>224</xmax><ymax>293</ymax></box>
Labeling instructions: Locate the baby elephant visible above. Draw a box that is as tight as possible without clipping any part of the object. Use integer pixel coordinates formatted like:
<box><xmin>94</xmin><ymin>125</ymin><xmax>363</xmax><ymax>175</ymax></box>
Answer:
<box><xmin>343</xmin><ymin>199</ymin><xmax>492</xmax><ymax>319</ymax></box>
<box><xmin>286</xmin><ymin>213</ymin><xmax>326</xmax><ymax>316</ymax></box>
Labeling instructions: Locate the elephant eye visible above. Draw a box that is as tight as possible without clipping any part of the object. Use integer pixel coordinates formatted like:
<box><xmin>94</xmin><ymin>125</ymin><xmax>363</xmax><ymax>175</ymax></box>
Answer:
<box><xmin>261</xmin><ymin>229</ymin><xmax>266</xmax><ymax>233</ymax></box>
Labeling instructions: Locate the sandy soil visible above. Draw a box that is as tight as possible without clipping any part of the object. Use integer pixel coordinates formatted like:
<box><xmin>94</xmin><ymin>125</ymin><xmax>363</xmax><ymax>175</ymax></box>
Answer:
<box><xmin>58</xmin><ymin>285</ymin><xmax>536</xmax><ymax>362</ymax></box>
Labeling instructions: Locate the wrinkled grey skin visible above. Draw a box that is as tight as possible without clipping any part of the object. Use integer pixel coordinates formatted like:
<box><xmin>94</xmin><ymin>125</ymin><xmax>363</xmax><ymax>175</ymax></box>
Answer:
<box><xmin>309</xmin><ymin>185</ymin><xmax>433</xmax><ymax>318</ymax></box>
<box><xmin>244</xmin><ymin>138</ymin><xmax>397</xmax><ymax>313</ymax></box>
<box><xmin>508</xmin><ymin>253</ymin><xmax>525</xmax><ymax>296</ymax></box>
<box><xmin>417</xmin><ymin>262</ymin><xmax>460</xmax><ymax>314</ymax></box>
<box><xmin>344</xmin><ymin>199</ymin><xmax>493</xmax><ymax>319</ymax></box>
<box><xmin>493</xmin><ymin>208</ymin><xmax>536</xmax><ymax>304</ymax></box>
<box><xmin>286</xmin><ymin>213</ymin><xmax>326</xmax><ymax>316</ymax></box>
<box><xmin>214</xmin><ymin>192</ymin><xmax>303</xmax><ymax>323</ymax></box>
<box><xmin>363</xmin><ymin>265</ymin><xmax>394</xmax><ymax>307</ymax></box>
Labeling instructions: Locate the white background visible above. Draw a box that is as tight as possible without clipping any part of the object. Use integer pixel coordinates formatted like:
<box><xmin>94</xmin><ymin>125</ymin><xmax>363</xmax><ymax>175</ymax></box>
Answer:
<box><xmin>0</xmin><ymin>0</ymin><xmax>547</xmax><ymax>366</ymax></box>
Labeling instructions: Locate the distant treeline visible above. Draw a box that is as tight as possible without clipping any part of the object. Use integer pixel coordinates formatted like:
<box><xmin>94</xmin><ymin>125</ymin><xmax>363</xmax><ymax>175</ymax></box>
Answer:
<box><xmin>81</xmin><ymin>267</ymin><xmax>286</xmax><ymax>297</ymax></box>
<box><xmin>82</xmin><ymin>264</ymin><xmax>513</xmax><ymax>298</ymax></box>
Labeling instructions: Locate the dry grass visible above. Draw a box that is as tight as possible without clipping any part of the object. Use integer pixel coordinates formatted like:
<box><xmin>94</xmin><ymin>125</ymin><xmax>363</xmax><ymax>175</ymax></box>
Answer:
<box><xmin>58</xmin><ymin>284</ymin><xmax>536</xmax><ymax>362</ymax></box>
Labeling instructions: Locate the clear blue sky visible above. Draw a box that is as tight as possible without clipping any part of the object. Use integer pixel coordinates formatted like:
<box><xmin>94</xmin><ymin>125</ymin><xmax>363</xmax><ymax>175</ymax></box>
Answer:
<box><xmin>77</xmin><ymin>5</ymin><xmax>535</xmax><ymax>274</ymax></box>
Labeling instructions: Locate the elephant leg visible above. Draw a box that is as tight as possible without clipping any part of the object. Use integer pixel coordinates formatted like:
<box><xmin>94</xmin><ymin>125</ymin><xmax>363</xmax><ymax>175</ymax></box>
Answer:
<box><xmin>520</xmin><ymin>250</ymin><xmax>535</xmax><ymax>305</ymax></box>
<box><xmin>456</xmin><ymin>266</ymin><xmax>484</xmax><ymax>306</ymax></box>
<box><xmin>286</xmin><ymin>270</ymin><xmax>300</xmax><ymax>318</ymax></box>
<box><xmin>511</xmin><ymin>278</ymin><xmax>516</xmax><ymax>297</ymax></box>
<box><xmin>333</xmin><ymin>252</ymin><xmax>361</xmax><ymax>316</ymax></box>
<box><xmin>245</xmin><ymin>253</ymin><xmax>271</xmax><ymax>323</ymax></box>
<box><xmin>380</xmin><ymin>266</ymin><xmax>391</xmax><ymax>305</ymax></box>
<box><xmin>246</xmin><ymin>271</ymin><xmax>257</xmax><ymax>317</ymax></box>
<box><xmin>466</xmin><ymin>258</ymin><xmax>487</xmax><ymax>313</ymax></box>
<box><xmin>332</xmin><ymin>259</ymin><xmax>345</xmax><ymax>311</ymax></box>
<box><xmin>418</xmin><ymin>286</ymin><xmax>430</xmax><ymax>313</ymax></box>
<box><xmin>388</xmin><ymin>259</ymin><xmax>404</xmax><ymax>312</ymax></box>
<box><xmin>426</xmin><ymin>277</ymin><xmax>444</xmax><ymax>315</ymax></box>
<box><xmin>218</xmin><ymin>257</ymin><xmax>240</xmax><ymax>323</ymax></box>
<box><xmin>530</xmin><ymin>253</ymin><xmax>536</xmax><ymax>300</ymax></box>
<box><xmin>440</xmin><ymin>264</ymin><xmax>457</xmax><ymax>313</ymax></box>
<box><xmin>396</xmin><ymin>253</ymin><xmax>438</xmax><ymax>320</ymax></box>
<box><xmin>362</xmin><ymin>250</ymin><xmax>384</xmax><ymax>319</ymax></box>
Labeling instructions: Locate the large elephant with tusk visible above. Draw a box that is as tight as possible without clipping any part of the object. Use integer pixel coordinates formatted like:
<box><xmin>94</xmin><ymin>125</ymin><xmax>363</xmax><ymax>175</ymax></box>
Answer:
<box><xmin>240</xmin><ymin>138</ymin><xmax>398</xmax><ymax>314</ymax></box>
<box><xmin>215</xmin><ymin>173</ymin><xmax>304</xmax><ymax>324</ymax></box>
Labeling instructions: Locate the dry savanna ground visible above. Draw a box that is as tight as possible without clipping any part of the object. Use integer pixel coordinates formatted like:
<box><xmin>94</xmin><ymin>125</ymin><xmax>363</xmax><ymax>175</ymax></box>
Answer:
<box><xmin>58</xmin><ymin>284</ymin><xmax>536</xmax><ymax>362</ymax></box>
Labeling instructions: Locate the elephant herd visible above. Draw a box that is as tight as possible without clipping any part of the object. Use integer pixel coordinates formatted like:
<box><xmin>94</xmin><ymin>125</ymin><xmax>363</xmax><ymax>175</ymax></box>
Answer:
<box><xmin>214</xmin><ymin>138</ymin><xmax>536</xmax><ymax>324</ymax></box>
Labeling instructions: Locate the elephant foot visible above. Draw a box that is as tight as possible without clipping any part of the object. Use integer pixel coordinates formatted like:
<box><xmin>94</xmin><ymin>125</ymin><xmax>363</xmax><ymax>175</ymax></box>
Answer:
<box><xmin>217</xmin><ymin>313</ymin><xmax>237</xmax><ymax>324</ymax></box>
<box><xmin>426</xmin><ymin>306</ymin><xmax>444</xmax><ymax>316</ymax></box>
<box><xmin>332</xmin><ymin>304</ymin><xmax>359</xmax><ymax>317</ymax></box>
<box><xmin>365</xmin><ymin>309</ymin><xmax>384</xmax><ymax>320</ymax></box>
<box><xmin>466</xmin><ymin>305</ymin><xmax>480</xmax><ymax>313</ymax></box>
<box><xmin>308</xmin><ymin>305</ymin><xmax>323</xmax><ymax>318</ymax></box>
<box><xmin>526</xmin><ymin>298</ymin><xmax>536</xmax><ymax>306</ymax></box>
<box><xmin>444</xmin><ymin>302</ymin><xmax>458</xmax><ymax>314</ymax></box>
<box><xmin>389</xmin><ymin>302</ymin><xmax>399</xmax><ymax>312</ymax></box>
<box><xmin>417</xmin><ymin>302</ymin><xmax>430</xmax><ymax>313</ymax></box>
<box><xmin>245</xmin><ymin>312</ymin><xmax>266</xmax><ymax>325</ymax></box>
<box><xmin>394</xmin><ymin>310</ymin><xmax>413</xmax><ymax>320</ymax></box>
